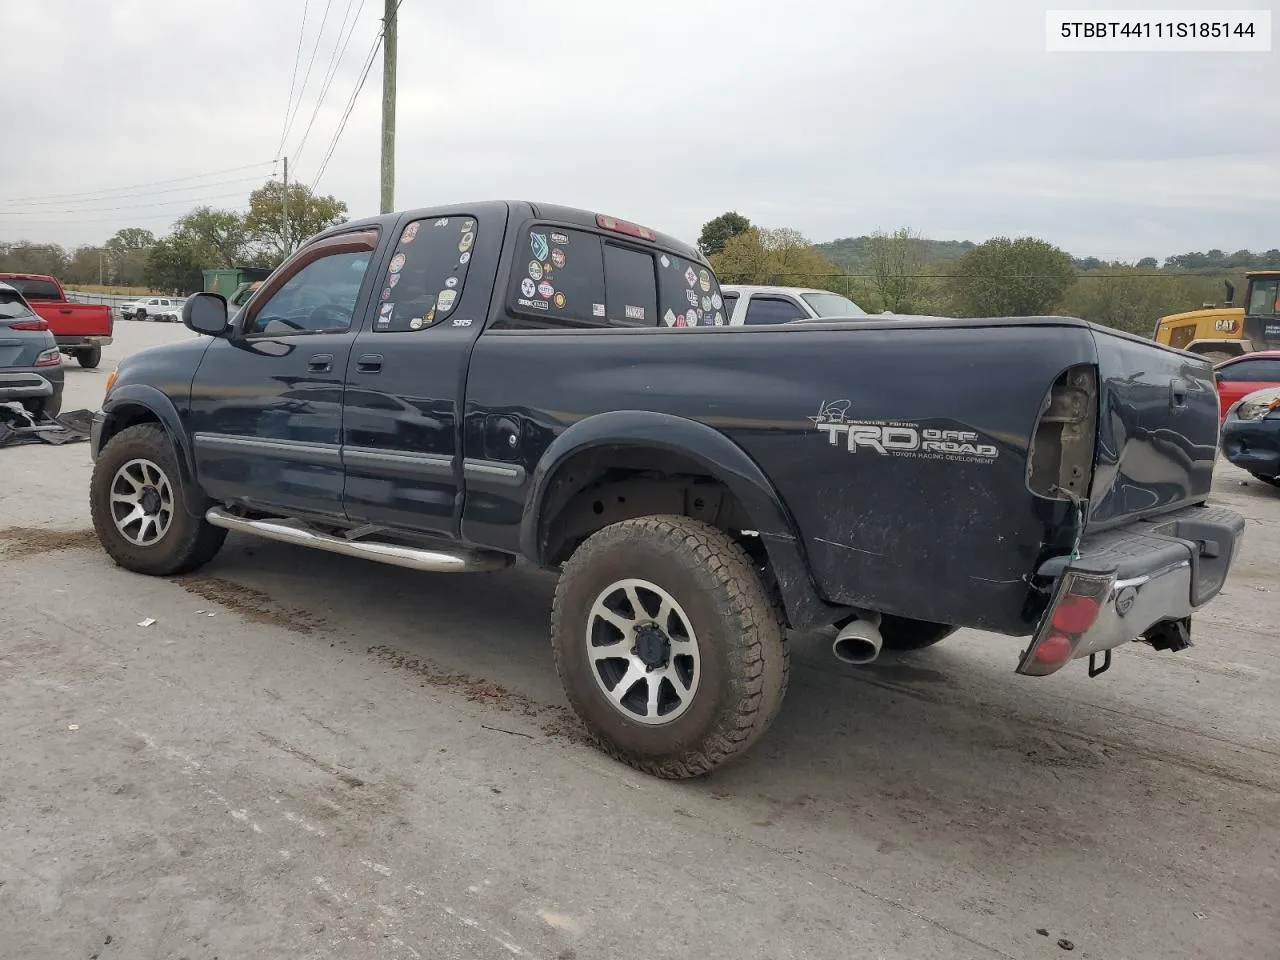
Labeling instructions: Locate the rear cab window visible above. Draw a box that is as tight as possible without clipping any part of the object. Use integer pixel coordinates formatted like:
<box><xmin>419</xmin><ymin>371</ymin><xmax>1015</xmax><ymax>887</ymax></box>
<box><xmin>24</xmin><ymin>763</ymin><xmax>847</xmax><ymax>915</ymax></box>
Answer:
<box><xmin>505</xmin><ymin>223</ymin><xmax>725</xmax><ymax>328</ymax></box>
<box><xmin>374</xmin><ymin>214</ymin><xmax>478</xmax><ymax>332</ymax></box>
<box><xmin>7</xmin><ymin>278</ymin><xmax>59</xmax><ymax>300</ymax></box>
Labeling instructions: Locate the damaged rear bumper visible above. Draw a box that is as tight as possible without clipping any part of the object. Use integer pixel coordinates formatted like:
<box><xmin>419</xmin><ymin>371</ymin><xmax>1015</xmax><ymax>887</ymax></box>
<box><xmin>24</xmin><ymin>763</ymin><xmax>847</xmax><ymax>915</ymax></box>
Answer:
<box><xmin>1017</xmin><ymin>504</ymin><xmax>1245</xmax><ymax>677</ymax></box>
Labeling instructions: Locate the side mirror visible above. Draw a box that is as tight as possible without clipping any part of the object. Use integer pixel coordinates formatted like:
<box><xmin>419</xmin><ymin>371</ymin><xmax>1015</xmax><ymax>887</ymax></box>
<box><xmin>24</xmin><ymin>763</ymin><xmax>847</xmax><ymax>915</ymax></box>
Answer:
<box><xmin>183</xmin><ymin>293</ymin><xmax>229</xmax><ymax>336</ymax></box>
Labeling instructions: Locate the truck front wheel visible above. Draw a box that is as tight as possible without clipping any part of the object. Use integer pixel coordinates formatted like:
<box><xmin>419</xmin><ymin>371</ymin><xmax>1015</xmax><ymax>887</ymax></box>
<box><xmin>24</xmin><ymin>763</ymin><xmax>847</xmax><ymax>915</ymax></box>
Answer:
<box><xmin>551</xmin><ymin>515</ymin><xmax>789</xmax><ymax>779</ymax></box>
<box><xmin>89</xmin><ymin>424</ymin><xmax>226</xmax><ymax>576</ymax></box>
<box><xmin>77</xmin><ymin>346</ymin><xmax>102</xmax><ymax>368</ymax></box>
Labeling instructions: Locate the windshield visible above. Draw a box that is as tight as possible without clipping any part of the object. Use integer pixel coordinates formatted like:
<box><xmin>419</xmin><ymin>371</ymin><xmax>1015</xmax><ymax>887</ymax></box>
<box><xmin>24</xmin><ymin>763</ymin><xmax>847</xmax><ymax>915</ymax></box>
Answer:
<box><xmin>6</xmin><ymin>278</ymin><xmax>60</xmax><ymax>300</ymax></box>
<box><xmin>0</xmin><ymin>290</ymin><xmax>35</xmax><ymax>319</ymax></box>
<box><xmin>1247</xmin><ymin>277</ymin><xmax>1280</xmax><ymax>317</ymax></box>
<box><xmin>800</xmin><ymin>291</ymin><xmax>867</xmax><ymax>317</ymax></box>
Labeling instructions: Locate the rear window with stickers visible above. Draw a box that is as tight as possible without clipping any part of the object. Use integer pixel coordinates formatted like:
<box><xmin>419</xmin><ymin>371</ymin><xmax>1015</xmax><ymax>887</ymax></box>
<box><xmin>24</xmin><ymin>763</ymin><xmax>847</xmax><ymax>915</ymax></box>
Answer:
<box><xmin>657</xmin><ymin>254</ymin><xmax>726</xmax><ymax>328</ymax></box>
<box><xmin>509</xmin><ymin>226</ymin><xmax>606</xmax><ymax>323</ymax></box>
<box><xmin>373</xmin><ymin>215</ymin><xmax>477</xmax><ymax>333</ymax></box>
<box><xmin>508</xmin><ymin>224</ymin><xmax>723</xmax><ymax>328</ymax></box>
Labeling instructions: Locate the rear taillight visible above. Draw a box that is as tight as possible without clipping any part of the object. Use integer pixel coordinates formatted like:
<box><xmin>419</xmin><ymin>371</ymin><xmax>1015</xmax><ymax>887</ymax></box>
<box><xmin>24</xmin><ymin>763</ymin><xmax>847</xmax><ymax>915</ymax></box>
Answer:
<box><xmin>1028</xmin><ymin>364</ymin><xmax>1098</xmax><ymax>500</ymax></box>
<box><xmin>1016</xmin><ymin>566</ymin><xmax>1115</xmax><ymax>676</ymax></box>
<box><xmin>10</xmin><ymin>319</ymin><xmax>48</xmax><ymax>331</ymax></box>
<box><xmin>34</xmin><ymin>347</ymin><xmax>61</xmax><ymax>367</ymax></box>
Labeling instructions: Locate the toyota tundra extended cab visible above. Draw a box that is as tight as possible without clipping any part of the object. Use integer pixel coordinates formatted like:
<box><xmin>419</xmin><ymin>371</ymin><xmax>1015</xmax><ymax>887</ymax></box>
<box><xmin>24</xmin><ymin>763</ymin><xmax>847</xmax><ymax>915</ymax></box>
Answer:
<box><xmin>87</xmin><ymin>200</ymin><xmax>1245</xmax><ymax>779</ymax></box>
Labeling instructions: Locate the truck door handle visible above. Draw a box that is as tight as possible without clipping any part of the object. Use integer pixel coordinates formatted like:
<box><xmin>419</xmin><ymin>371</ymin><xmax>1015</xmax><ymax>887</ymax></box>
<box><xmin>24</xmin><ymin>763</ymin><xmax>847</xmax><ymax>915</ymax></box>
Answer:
<box><xmin>308</xmin><ymin>353</ymin><xmax>334</xmax><ymax>373</ymax></box>
<box><xmin>357</xmin><ymin>353</ymin><xmax>383</xmax><ymax>374</ymax></box>
<box><xmin>59</xmin><ymin>308</ymin><xmax>73</xmax><ymax>314</ymax></box>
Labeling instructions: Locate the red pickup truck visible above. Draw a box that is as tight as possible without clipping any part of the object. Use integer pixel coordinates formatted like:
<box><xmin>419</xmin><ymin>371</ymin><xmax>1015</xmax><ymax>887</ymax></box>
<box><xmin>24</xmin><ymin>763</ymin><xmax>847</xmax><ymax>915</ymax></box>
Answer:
<box><xmin>0</xmin><ymin>273</ymin><xmax>114</xmax><ymax>368</ymax></box>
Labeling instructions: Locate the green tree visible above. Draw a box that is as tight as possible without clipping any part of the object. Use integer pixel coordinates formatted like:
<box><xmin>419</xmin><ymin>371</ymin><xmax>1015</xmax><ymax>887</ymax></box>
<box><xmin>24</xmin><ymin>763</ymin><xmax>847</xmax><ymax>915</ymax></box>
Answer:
<box><xmin>0</xmin><ymin>241</ymin><xmax>69</xmax><ymax>277</ymax></box>
<box><xmin>175</xmin><ymin>207</ymin><xmax>248</xmax><ymax>268</ymax></box>
<box><xmin>63</xmin><ymin>245</ymin><xmax>107</xmax><ymax>285</ymax></box>
<box><xmin>866</xmin><ymin>227</ymin><xmax>929</xmax><ymax>313</ymax></box>
<box><xmin>1135</xmin><ymin>257</ymin><xmax>1158</xmax><ymax>269</ymax></box>
<box><xmin>245</xmin><ymin>180</ymin><xmax>348</xmax><ymax>264</ymax></box>
<box><xmin>142</xmin><ymin>235</ymin><xmax>207</xmax><ymax>294</ymax></box>
<box><xmin>102</xmin><ymin>227</ymin><xmax>155</xmax><ymax>286</ymax></box>
<box><xmin>698</xmin><ymin>211</ymin><xmax>753</xmax><ymax>258</ymax></box>
<box><xmin>950</xmin><ymin>236</ymin><xmax>1076</xmax><ymax>317</ymax></box>
<box><xmin>710</xmin><ymin>227</ymin><xmax>839</xmax><ymax>287</ymax></box>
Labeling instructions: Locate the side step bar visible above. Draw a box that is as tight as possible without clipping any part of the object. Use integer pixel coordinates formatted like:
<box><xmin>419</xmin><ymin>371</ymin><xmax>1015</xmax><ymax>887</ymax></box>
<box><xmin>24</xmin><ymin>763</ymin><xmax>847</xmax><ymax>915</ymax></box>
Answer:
<box><xmin>205</xmin><ymin>507</ymin><xmax>514</xmax><ymax>574</ymax></box>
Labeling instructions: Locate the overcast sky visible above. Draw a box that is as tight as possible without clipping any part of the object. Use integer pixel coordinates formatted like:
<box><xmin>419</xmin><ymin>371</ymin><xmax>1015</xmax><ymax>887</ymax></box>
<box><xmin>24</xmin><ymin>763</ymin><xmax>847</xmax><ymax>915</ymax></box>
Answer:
<box><xmin>2</xmin><ymin>0</ymin><xmax>1275</xmax><ymax>260</ymax></box>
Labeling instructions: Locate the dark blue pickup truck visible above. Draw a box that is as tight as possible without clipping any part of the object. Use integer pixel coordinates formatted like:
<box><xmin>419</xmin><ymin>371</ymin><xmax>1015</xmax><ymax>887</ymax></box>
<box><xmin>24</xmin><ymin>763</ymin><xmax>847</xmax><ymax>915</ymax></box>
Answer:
<box><xmin>88</xmin><ymin>201</ymin><xmax>1245</xmax><ymax>778</ymax></box>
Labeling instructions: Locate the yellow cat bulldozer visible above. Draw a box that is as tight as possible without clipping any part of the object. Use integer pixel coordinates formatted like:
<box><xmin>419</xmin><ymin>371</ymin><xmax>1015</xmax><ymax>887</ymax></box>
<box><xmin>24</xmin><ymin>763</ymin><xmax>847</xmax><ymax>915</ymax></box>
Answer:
<box><xmin>1153</xmin><ymin>270</ymin><xmax>1280</xmax><ymax>362</ymax></box>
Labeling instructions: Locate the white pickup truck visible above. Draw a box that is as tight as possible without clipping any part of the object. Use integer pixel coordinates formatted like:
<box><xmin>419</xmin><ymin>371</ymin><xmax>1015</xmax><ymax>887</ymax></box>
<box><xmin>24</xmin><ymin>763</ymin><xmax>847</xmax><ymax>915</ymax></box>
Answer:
<box><xmin>121</xmin><ymin>296</ymin><xmax>183</xmax><ymax>322</ymax></box>
<box><xmin>720</xmin><ymin>284</ymin><xmax>869</xmax><ymax>325</ymax></box>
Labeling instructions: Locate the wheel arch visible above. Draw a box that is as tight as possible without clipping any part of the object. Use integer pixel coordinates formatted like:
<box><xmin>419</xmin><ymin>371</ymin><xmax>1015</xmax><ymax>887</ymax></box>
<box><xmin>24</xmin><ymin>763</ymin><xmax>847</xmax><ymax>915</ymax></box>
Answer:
<box><xmin>520</xmin><ymin>410</ymin><xmax>843</xmax><ymax>630</ymax></box>
<box><xmin>99</xmin><ymin>385</ymin><xmax>208</xmax><ymax>516</ymax></box>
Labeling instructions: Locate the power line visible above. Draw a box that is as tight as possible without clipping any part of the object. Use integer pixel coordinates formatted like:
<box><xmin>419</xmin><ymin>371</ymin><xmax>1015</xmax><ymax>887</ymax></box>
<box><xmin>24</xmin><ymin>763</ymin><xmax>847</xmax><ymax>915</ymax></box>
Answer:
<box><xmin>0</xmin><ymin>190</ymin><xmax>256</xmax><ymax>217</ymax></box>
<box><xmin>0</xmin><ymin>175</ymin><xmax>269</xmax><ymax>208</ymax></box>
<box><xmin>2</xmin><ymin>161</ymin><xmax>277</xmax><ymax>204</ymax></box>
<box><xmin>309</xmin><ymin>23</ymin><xmax>385</xmax><ymax>190</ymax></box>
<box><xmin>292</xmin><ymin>0</ymin><xmax>367</xmax><ymax>166</ymax></box>
<box><xmin>277</xmin><ymin>0</ymin><xmax>311</xmax><ymax>158</ymax></box>
<box><xmin>282</xmin><ymin>0</ymin><xmax>337</xmax><ymax>152</ymax></box>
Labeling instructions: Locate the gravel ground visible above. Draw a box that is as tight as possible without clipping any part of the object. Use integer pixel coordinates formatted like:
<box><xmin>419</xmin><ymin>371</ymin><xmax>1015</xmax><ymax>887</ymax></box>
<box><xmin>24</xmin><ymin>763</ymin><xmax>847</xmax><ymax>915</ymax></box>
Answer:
<box><xmin>2</xmin><ymin>320</ymin><xmax>1278</xmax><ymax>960</ymax></box>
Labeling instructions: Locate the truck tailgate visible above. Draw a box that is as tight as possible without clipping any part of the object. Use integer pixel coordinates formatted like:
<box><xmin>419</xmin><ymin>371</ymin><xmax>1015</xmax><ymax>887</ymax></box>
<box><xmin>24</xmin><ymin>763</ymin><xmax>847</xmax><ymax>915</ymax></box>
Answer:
<box><xmin>34</xmin><ymin>302</ymin><xmax>113</xmax><ymax>338</ymax></box>
<box><xmin>1086</xmin><ymin>326</ymin><xmax>1219</xmax><ymax>528</ymax></box>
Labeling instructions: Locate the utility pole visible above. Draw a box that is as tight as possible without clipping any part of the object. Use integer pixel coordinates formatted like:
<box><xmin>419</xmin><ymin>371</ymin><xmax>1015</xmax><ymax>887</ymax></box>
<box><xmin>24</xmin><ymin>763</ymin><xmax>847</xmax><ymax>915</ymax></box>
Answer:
<box><xmin>282</xmin><ymin>156</ymin><xmax>291</xmax><ymax>255</ymax></box>
<box><xmin>380</xmin><ymin>0</ymin><xmax>397</xmax><ymax>214</ymax></box>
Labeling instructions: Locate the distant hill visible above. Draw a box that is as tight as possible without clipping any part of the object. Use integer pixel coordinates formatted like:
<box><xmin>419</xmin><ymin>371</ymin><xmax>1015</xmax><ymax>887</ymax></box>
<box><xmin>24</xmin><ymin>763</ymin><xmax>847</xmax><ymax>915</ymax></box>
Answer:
<box><xmin>815</xmin><ymin>236</ymin><xmax>977</xmax><ymax>273</ymax></box>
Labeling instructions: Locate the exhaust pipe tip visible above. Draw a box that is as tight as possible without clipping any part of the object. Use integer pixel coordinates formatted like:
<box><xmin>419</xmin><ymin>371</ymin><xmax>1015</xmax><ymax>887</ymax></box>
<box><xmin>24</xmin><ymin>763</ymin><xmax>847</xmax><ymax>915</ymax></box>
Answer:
<box><xmin>833</xmin><ymin>619</ymin><xmax>884</xmax><ymax>665</ymax></box>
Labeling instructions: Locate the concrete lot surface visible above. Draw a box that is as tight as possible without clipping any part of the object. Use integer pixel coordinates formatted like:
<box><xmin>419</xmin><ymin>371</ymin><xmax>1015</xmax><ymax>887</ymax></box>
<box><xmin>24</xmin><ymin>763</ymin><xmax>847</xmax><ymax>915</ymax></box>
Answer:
<box><xmin>2</xmin><ymin>321</ymin><xmax>1278</xmax><ymax>959</ymax></box>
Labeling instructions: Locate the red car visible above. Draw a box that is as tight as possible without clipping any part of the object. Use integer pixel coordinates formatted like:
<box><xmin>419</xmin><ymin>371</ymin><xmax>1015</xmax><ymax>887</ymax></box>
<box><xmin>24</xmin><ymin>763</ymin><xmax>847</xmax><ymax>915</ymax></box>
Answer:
<box><xmin>0</xmin><ymin>273</ymin><xmax>113</xmax><ymax>368</ymax></box>
<box><xmin>1214</xmin><ymin>351</ymin><xmax>1280</xmax><ymax>419</ymax></box>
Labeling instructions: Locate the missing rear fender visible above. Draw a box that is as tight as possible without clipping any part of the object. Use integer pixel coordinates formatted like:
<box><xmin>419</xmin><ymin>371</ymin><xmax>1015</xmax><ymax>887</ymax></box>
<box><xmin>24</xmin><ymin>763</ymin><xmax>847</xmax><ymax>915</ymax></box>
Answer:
<box><xmin>1028</xmin><ymin>364</ymin><xmax>1098</xmax><ymax>501</ymax></box>
<box><xmin>542</xmin><ymin>469</ymin><xmax>754</xmax><ymax>566</ymax></box>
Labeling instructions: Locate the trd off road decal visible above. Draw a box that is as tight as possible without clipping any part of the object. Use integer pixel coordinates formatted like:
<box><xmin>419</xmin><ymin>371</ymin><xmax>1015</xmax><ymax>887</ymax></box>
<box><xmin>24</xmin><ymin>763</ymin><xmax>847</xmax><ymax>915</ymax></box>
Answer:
<box><xmin>809</xmin><ymin>399</ymin><xmax>999</xmax><ymax>464</ymax></box>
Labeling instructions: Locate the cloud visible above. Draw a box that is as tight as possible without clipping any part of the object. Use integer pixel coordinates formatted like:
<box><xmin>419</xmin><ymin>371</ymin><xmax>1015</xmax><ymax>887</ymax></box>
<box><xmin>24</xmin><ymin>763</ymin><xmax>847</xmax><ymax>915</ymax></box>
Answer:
<box><xmin>1</xmin><ymin>0</ymin><xmax>1273</xmax><ymax>261</ymax></box>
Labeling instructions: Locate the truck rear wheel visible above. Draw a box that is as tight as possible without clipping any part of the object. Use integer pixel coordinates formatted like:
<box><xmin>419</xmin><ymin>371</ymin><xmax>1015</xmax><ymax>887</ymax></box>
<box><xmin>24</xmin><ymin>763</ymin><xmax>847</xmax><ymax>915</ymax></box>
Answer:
<box><xmin>77</xmin><ymin>346</ymin><xmax>102</xmax><ymax>368</ymax></box>
<box><xmin>90</xmin><ymin>424</ymin><xmax>226</xmax><ymax>576</ymax></box>
<box><xmin>551</xmin><ymin>515</ymin><xmax>789</xmax><ymax>779</ymax></box>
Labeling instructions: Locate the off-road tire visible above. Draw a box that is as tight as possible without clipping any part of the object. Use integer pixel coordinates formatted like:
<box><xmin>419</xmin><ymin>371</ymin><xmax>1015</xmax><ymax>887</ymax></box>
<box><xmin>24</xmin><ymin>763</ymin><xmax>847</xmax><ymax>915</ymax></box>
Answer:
<box><xmin>135</xmin><ymin>309</ymin><xmax>147</xmax><ymax>321</ymax></box>
<box><xmin>90</xmin><ymin>423</ymin><xmax>226</xmax><ymax>576</ymax></box>
<box><xmin>551</xmin><ymin>515</ymin><xmax>789</xmax><ymax>779</ymax></box>
<box><xmin>77</xmin><ymin>346</ymin><xmax>102</xmax><ymax>368</ymax></box>
<box><xmin>878</xmin><ymin>614</ymin><xmax>958</xmax><ymax>652</ymax></box>
<box><xmin>22</xmin><ymin>393</ymin><xmax>62</xmax><ymax>421</ymax></box>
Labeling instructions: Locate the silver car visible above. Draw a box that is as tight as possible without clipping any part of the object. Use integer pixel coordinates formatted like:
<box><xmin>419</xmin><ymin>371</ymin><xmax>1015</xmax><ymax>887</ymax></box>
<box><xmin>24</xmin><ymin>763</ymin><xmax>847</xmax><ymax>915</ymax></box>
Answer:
<box><xmin>0</xmin><ymin>281</ymin><xmax>65</xmax><ymax>419</ymax></box>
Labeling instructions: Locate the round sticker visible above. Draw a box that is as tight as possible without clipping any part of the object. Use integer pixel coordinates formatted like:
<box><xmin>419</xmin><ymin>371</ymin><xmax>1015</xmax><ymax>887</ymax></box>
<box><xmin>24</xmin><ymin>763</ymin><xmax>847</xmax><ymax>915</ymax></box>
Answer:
<box><xmin>409</xmin><ymin>317</ymin><xmax>424</xmax><ymax>330</ymax></box>
<box><xmin>551</xmin><ymin>249</ymin><xmax>566</xmax><ymax>269</ymax></box>
<box><xmin>380</xmin><ymin>287</ymin><xmax>392</xmax><ymax>300</ymax></box>
<box><xmin>459</xmin><ymin>252</ymin><xmax>471</xmax><ymax>264</ymax></box>
<box><xmin>698</xmin><ymin>268</ymin><xmax>711</xmax><ymax>292</ymax></box>
<box><xmin>445</xmin><ymin>276</ymin><xmax>458</xmax><ymax>288</ymax></box>
<box><xmin>701</xmin><ymin>295</ymin><xmax>711</xmax><ymax>312</ymax></box>
<box><xmin>400</xmin><ymin>222</ymin><xmax>420</xmax><ymax>245</ymax></box>
<box><xmin>537</xmin><ymin>281</ymin><xmax>554</xmax><ymax>299</ymax></box>
<box><xmin>553</xmin><ymin>292</ymin><xmax>566</xmax><ymax>309</ymax></box>
<box><xmin>437</xmin><ymin>289</ymin><xmax>457</xmax><ymax>312</ymax></box>
<box><xmin>686</xmin><ymin>309</ymin><xmax>697</xmax><ymax>325</ymax></box>
<box><xmin>712</xmin><ymin>293</ymin><xmax>723</xmax><ymax>310</ymax></box>
<box><xmin>520</xmin><ymin>278</ymin><xmax>536</xmax><ymax>298</ymax></box>
<box><xmin>389</xmin><ymin>253</ymin><xmax>406</xmax><ymax>273</ymax></box>
<box><xmin>459</xmin><ymin>231</ymin><xmax>475</xmax><ymax>253</ymax></box>
<box><xmin>388</xmin><ymin>273</ymin><xmax>400</xmax><ymax>288</ymax></box>
<box><xmin>528</xmin><ymin>260</ymin><xmax>543</xmax><ymax>281</ymax></box>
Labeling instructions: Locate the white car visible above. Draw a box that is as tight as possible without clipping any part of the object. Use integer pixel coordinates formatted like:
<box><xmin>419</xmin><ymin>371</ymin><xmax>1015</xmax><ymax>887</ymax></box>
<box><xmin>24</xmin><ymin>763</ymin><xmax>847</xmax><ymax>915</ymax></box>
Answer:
<box><xmin>719</xmin><ymin>284</ymin><xmax>868</xmax><ymax>326</ymax></box>
<box><xmin>121</xmin><ymin>296</ymin><xmax>182</xmax><ymax>322</ymax></box>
